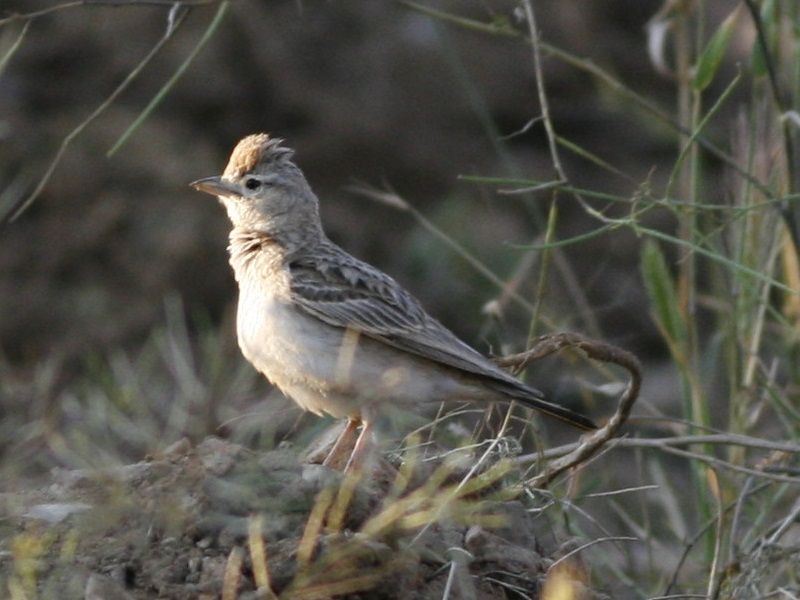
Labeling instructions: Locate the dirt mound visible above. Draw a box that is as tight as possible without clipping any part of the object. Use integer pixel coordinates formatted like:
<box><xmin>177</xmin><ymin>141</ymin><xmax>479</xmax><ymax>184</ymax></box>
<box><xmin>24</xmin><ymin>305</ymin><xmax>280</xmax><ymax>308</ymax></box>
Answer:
<box><xmin>0</xmin><ymin>436</ymin><xmax>602</xmax><ymax>599</ymax></box>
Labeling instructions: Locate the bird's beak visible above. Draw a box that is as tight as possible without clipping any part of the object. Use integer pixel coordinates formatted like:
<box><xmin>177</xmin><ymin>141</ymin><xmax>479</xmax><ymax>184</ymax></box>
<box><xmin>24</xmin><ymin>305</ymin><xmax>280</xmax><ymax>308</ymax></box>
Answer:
<box><xmin>189</xmin><ymin>176</ymin><xmax>239</xmax><ymax>197</ymax></box>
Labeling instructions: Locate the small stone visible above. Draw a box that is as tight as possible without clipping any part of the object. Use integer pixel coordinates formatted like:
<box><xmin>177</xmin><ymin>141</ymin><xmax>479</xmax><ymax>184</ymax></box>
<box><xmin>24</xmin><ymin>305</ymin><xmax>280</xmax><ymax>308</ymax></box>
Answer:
<box><xmin>163</xmin><ymin>437</ymin><xmax>192</xmax><ymax>458</ymax></box>
<box><xmin>197</xmin><ymin>437</ymin><xmax>246</xmax><ymax>476</ymax></box>
<box><xmin>484</xmin><ymin>500</ymin><xmax>538</xmax><ymax>547</ymax></box>
<box><xmin>300</xmin><ymin>463</ymin><xmax>341</xmax><ymax>490</ymax></box>
<box><xmin>25</xmin><ymin>502</ymin><xmax>92</xmax><ymax>524</ymax></box>
<box><xmin>188</xmin><ymin>556</ymin><xmax>202</xmax><ymax>572</ymax></box>
<box><xmin>198</xmin><ymin>555</ymin><xmax>228</xmax><ymax>592</ymax></box>
<box><xmin>196</xmin><ymin>537</ymin><xmax>212</xmax><ymax>549</ymax></box>
<box><xmin>465</xmin><ymin>525</ymin><xmax>545</xmax><ymax>574</ymax></box>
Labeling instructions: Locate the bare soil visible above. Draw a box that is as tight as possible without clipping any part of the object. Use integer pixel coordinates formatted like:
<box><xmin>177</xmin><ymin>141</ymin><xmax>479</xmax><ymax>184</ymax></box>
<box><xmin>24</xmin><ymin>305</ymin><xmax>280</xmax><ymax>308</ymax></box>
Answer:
<box><xmin>0</xmin><ymin>436</ymin><xmax>602</xmax><ymax>599</ymax></box>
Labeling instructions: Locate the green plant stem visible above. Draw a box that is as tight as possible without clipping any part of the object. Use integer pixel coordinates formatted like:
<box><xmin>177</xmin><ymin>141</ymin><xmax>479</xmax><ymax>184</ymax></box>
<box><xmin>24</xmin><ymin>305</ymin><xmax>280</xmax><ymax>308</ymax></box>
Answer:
<box><xmin>528</xmin><ymin>200</ymin><xmax>557</xmax><ymax>344</ymax></box>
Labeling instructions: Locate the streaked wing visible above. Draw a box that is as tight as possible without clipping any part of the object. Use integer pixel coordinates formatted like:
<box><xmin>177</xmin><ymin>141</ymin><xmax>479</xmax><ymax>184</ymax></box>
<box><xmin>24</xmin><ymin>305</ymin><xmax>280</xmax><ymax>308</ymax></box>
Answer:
<box><xmin>287</xmin><ymin>246</ymin><xmax>526</xmax><ymax>390</ymax></box>
<box><xmin>287</xmin><ymin>245</ymin><xmax>600</xmax><ymax>431</ymax></box>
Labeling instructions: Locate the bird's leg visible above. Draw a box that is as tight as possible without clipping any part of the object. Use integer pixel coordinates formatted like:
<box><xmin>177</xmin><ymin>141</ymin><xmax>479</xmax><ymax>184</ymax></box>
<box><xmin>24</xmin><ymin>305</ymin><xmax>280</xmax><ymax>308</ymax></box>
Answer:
<box><xmin>343</xmin><ymin>419</ymin><xmax>374</xmax><ymax>473</ymax></box>
<box><xmin>323</xmin><ymin>417</ymin><xmax>361</xmax><ymax>469</ymax></box>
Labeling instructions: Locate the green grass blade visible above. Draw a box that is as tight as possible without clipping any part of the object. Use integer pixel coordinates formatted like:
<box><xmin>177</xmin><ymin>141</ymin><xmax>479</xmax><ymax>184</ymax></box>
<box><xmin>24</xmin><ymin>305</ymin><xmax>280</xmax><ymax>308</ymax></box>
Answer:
<box><xmin>641</xmin><ymin>239</ymin><xmax>688</xmax><ymax>348</ymax></box>
<box><xmin>693</xmin><ymin>7</ymin><xmax>740</xmax><ymax>91</ymax></box>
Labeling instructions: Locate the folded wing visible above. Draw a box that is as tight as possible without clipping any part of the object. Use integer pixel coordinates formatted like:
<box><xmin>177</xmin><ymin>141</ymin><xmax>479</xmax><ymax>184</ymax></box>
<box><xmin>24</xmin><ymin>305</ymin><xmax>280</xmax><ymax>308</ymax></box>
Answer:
<box><xmin>287</xmin><ymin>244</ymin><xmax>595</xmax><ymax>430</ymax></box>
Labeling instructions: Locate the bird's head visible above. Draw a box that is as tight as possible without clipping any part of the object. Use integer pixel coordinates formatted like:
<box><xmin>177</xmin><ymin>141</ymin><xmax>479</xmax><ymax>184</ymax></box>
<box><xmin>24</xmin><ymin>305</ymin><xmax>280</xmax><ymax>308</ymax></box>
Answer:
<box><xmin>191</xmin><ymin>133</ymin><xmax>321</xmax><ymax>241</ymax></box>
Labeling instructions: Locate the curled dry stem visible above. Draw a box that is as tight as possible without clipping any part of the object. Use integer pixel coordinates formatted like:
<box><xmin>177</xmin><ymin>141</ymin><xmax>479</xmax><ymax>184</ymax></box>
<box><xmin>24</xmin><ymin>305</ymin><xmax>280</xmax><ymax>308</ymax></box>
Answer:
<box><xmin>495</xmin><ymin>332</ymin><xmax>642</xmax><ymax>488</ymax></box>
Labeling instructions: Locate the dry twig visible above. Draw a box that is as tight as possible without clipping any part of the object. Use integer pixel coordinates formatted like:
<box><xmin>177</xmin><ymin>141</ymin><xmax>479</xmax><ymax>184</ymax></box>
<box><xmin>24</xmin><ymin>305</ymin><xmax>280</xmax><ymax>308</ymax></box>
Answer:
<box><xmin>495</xmin><ymin>332</ymin><xmax>642</xmax><ymax>488</ymax></box>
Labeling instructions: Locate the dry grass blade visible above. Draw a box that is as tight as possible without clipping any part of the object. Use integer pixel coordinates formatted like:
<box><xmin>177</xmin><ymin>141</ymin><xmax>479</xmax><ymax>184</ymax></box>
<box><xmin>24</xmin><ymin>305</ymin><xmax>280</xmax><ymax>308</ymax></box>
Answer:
<box><xmin>296</xmin><ymin>486</ymin><xmax>335</xmax><ymax>569</ymax></box>
<box><xmin>326</xmin><ymin>468</ymin><xmax>362</xmax><ymax>534</ymax></box>
<box><xmin>221</xmin><ymin>546</ymin><xmax>243</xmax><ymax>600</ymax></box>
<box><xmin>409</xmin><ymin>404</ymin><xmax>516</xmax><ymax>545</ymax></box>
<box><xmin>248</xmin><ymin>514</ymin><xmax>277</xmax><ymax>599</ymax></box>
<box><xmin>284</xmin><ymin>570</ymin><xmax>391</xmax><ymax>600</ymax></box>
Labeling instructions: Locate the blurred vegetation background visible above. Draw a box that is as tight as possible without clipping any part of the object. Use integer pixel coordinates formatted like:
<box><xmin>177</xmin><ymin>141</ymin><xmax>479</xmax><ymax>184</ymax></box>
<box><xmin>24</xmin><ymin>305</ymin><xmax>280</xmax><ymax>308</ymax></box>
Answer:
<box><xmin>1</xmin><ymin>0</ymin><xmax>676</xmax><ymax>368</ymax></box>
<box><xmin>2</xmin><ymin>0</ymin><xmax>800</xmax><ymax>596</ymax></box>
<box><xmin>1</xmin><ymin>0</ymin><xmax>681</xmax><ymax>458</ymax></box>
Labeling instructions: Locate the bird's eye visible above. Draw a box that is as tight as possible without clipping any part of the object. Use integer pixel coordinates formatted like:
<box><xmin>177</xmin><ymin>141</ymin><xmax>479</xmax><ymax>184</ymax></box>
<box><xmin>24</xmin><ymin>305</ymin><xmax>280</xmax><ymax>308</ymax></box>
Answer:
<box><xmin>245</xmin><ymin>178</ymin><xmax>261</xmax><ymax>190</ymax></box>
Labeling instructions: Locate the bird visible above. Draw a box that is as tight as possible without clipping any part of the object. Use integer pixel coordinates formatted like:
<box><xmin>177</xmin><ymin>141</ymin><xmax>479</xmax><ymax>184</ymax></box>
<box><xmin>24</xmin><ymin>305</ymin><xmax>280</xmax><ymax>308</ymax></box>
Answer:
<box><xmin>190</xmin><ymin>133</ymin><xmax>595</xmax><ymax>469</ymax></box>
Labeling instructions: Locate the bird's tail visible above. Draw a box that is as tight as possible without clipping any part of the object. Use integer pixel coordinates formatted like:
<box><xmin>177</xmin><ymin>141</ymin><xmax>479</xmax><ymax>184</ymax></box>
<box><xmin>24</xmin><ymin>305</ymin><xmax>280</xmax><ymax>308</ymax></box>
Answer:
<box><xmin>492</xmin><ymin>381</ymin><xmax>597</xmax><ymax>431</ymax></box>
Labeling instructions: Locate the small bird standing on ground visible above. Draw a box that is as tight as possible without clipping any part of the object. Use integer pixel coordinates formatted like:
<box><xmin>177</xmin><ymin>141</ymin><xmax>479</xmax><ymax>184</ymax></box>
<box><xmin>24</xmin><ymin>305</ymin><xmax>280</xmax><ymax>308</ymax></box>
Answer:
<box><xmin>191</xmin><ymin>134</ymin><xmax>595</xmax><ymax>469</ymax></box>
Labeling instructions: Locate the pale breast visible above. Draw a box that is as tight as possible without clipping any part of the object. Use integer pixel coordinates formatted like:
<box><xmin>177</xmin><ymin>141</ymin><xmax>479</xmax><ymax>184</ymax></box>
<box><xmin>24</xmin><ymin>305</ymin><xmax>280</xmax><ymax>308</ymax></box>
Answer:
<box><xmin>233</xmin><ymin>265</ymin><xmax>494</xmax><ymax>420</ymax></box>
<box><xmin>235</xmin><ymin>275</ymin><xmax>359</xmax><ymax>414</ymax></box>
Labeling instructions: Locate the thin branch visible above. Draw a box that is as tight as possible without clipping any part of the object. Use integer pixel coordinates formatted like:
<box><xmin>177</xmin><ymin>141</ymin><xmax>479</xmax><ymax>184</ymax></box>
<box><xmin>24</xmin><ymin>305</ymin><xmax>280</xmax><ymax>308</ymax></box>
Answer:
<box><xmin>0</xmin><ymin>1</ymin><xmax>83</xmax><ymax>25</ymax></box>
<box><xmin>548</xmin><ymin>536</ymin><xmax>639</xmax><ymax>571</ymax></box>
<box><xmin>647</xmin><ymin>594</ymin><xmax>708</xmax><ymax>600</ymax></box>
<box><xmin>579</xmin><ymin>484</ymin><xmax>660</xmax><ymax>499</ymax></box>
<box><xmin>766</xmin><ymin>497</ymin><xmax>800</xmax><ymax>545</ymax></box>
<box><xmin>729</xmin><ymin>476</ymin><xmax>753</xmax><ymax>564</ymax></box>
<box><xmin>397</xmin><ymin>0</ymin><xmax>775</xmax><ymax>198</ymax></box>
<box><xmin>495</xmin><ymin>332</ymin><xmax>643</xmax><ymax>488</ymax></box>
<box><xmin>0</xmin><ymin>0</ymin><xmax>219</xmax><ymax>27</ymax></box>
<box><xmin>3</xmin><ymin>5</ymin><xmax>190</xmax><ymax>223</ymax></box>
<box><xmin>497</xmin><ymin>179</ymin><xmax>564</xmax><ymax>195</ymax></box>
<box><xmin>516</xmin><ymin>433</ymin><xmax>800</xmax><ymax>484</ymax></box>
<box><xmin>0</xmin><ymin>20</ymin><xmax>29</xmax><ymax>74</ymax></box>
<box><xmin>497</xmin><ymin>116</ymin><xmax>542</xmax><ymax>141</ymax></box>
<box><xmin>663</xmin><ymin>481</ymin><xmax>773</xmax><ymax>596</ymax></box>
<box><xmin>516</xmin><ymin>433</ymin><xmax>800</xmax><ymax>463</ymax></box>
<box><xmin>519</xmin><ymin>0</ymin><xmax>564</xmax><ymax>178</ymax></box>
<box><xmin>107</xmin><ymin>0</ymin><xmax>229</xmax><ymax>156</ymax></box>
